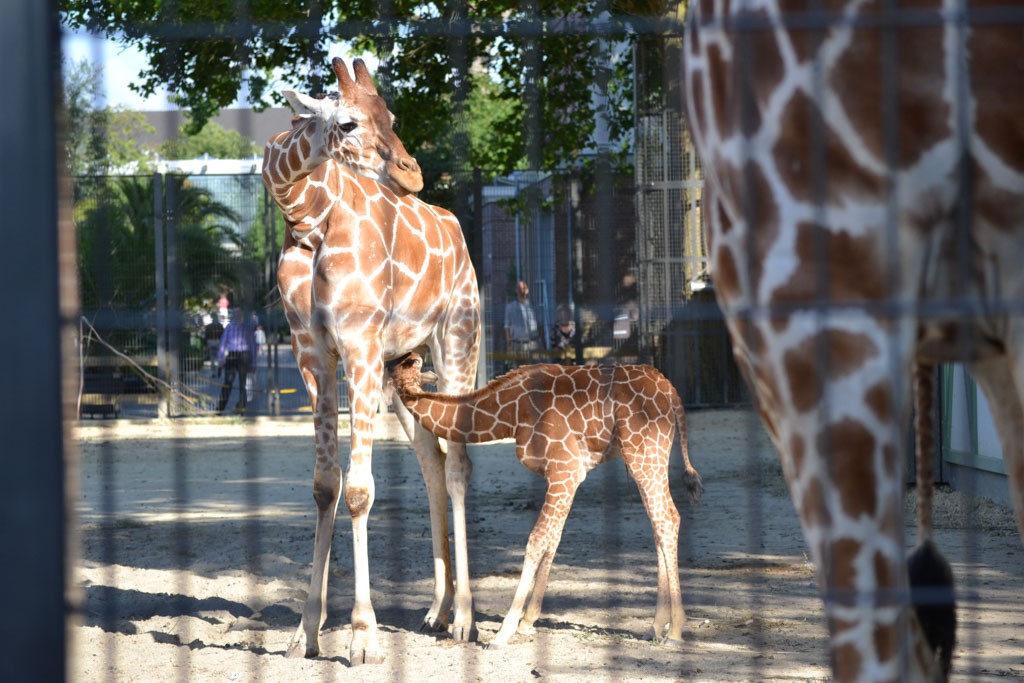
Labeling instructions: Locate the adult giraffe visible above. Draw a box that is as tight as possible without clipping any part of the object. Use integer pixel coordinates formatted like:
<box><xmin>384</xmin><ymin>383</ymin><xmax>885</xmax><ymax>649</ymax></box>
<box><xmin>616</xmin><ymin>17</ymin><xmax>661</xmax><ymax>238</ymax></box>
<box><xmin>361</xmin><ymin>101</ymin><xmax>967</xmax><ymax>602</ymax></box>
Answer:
<box><xmin>683</xmin><ymin>2</ymin><xmax>1024</xmax><ymax>681</ymax></box>
<box><xmin>262</xmin><ymin>57</ymin><xmax>481</xmax><ymax>664</ymax></box>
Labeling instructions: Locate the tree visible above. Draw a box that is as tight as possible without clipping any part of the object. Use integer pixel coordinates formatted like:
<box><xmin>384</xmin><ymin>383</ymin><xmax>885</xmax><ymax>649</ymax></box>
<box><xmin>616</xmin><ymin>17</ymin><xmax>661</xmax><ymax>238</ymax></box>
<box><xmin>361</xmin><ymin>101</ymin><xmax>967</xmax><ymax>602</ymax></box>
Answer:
<box><xmin>59</xmin><ymin>1</ymin><xmax>670</xmax><ymax>177</ymax></box>
<box><xmin>63</xmin><ymin>58</ymin><xmax>157</xmax><ymax>175</ymax></box>
<box><xmin>160</xmin><ymin>120</ymin><xmax>262</xmax><ymax>160</ymax></box>
<box><xmin>77</xmin><ymin>175</ymin><xmax>243</xmax><ymax>311</ymax></box>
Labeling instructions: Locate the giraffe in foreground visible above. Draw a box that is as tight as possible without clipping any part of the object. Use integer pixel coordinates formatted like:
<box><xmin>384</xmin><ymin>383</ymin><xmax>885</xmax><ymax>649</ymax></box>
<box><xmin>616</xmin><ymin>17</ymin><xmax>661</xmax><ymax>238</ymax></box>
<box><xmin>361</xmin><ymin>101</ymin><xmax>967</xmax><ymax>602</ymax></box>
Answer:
<box><xmin>262</xmin><ymin>58</ymin><xmax>481</xmax><ymax>664</ymax></box>
<box><xmin>684</xmin><ymin>2</ymin><xmax>1023</xmax><ymax>680</ymax></box>
<box><xmin>388</xmin><ymin>352</ymin><xmax>704</xmax><ymax>648</ymax></box>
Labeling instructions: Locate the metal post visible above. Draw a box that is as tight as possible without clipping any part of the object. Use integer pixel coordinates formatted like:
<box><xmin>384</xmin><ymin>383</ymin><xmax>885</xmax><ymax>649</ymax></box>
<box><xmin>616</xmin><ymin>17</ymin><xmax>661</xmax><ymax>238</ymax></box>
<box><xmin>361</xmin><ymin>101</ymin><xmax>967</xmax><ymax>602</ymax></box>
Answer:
<box><xmin>270</xmin><ymin>336</ymin><xmax>280</xmax><ymax>416</ymax></box>
<box><xmin>263</xmin><ymin>182</ymin><xmax>280</xmax><ymax>416</ymax></box>
<box><xmin>165</xmin><ymin>177</ymin><xmax>180</xmax><ymax>416</ymax></box>
<box><xmin>0</xmin><ymin>1</ymin><xmax>67</xmax><ymax>680</ymax></box>
<box><xmin>153</xmin><ymin>172</ymin><xmax>169</xmax><ymax>417</ymax></box>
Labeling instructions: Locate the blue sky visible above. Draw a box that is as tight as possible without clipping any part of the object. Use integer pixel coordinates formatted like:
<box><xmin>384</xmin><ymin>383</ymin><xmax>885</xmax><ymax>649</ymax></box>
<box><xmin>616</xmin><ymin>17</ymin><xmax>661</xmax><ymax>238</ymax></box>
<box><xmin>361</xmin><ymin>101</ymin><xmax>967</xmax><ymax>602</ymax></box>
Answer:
<box><xmin>61</xmin><ymin>28</ymin><xmax>376</xmax><ymax>111</ymax></box>
<box><xmin>62</xmin><ymin>29</ymin><xmax>179</xmax><ymax>110</ymax></box>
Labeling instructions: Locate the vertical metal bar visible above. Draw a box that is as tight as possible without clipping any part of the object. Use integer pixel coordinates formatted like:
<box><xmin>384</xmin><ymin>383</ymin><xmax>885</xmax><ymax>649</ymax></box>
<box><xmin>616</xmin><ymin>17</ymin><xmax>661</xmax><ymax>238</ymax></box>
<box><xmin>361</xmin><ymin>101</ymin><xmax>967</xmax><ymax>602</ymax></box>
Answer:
<box><xmin>165</xmin><ymin>177</ymin><xmax>181</xmax><ymax>416</ymax></box>
<box><xmin>153</xmin><ymin>172</ymin><xmax>169</xmax><ymax>416</ymax></box>
<box><xmin>936</xmin><ymin>364</ymin><xmax>946</xmax><ymax>483</ymax></box>
<box><xmin>275</xmin><ymin>342</ymin><xmax>282</xmax><ymax>416</ymax></box>
<box><xmin>263</xmin><ymin>182</ymin><xmax>279</xmax><ymax>415</ymax></box>
<box><xmin>0</xmin><ymin>1</ymin><xmax>67</xmax><ymax>681</ymax></box>
<box><xmin>735</xmin><ymin>1</ymin><xmax>769</xmax><ymax>672</ymax></box>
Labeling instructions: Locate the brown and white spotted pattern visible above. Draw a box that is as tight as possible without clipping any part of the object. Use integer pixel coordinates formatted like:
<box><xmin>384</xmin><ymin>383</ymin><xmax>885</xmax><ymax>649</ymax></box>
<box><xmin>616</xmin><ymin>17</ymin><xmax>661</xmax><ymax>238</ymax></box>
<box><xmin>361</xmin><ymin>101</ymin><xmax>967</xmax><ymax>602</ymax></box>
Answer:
<box><xmin>389</xmin><ymin>353</ymin><xmax>704</xmax><ymax>648</ymax></box>
<box><xmin>684</xmin><ymin>1</ymin><xmax>1024</xmax><ymax>680</ymax></box>
<box><xmin>262</xmin><ymin>58</ymin><xmax>481</xmax><ymax>665</ymax></box>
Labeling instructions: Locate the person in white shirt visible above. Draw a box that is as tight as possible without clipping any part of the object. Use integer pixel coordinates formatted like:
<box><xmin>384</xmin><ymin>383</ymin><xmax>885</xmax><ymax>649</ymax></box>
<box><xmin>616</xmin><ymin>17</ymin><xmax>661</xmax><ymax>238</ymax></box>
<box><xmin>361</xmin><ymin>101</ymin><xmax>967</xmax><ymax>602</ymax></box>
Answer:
<box><xmin>503</xmin><ymin>280</ymin><xmax>541</xmax><ymax>368</ymax></box>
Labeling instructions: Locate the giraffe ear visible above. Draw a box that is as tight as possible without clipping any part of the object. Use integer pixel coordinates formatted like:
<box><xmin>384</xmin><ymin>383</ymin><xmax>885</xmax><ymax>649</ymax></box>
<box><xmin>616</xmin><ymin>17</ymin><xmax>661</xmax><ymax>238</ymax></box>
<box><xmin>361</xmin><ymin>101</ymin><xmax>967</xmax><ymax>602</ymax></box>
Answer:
<box><xmin>282</xmin><ymin>90</ymin><xmax>332</xmax><ymax>118</ymax></box>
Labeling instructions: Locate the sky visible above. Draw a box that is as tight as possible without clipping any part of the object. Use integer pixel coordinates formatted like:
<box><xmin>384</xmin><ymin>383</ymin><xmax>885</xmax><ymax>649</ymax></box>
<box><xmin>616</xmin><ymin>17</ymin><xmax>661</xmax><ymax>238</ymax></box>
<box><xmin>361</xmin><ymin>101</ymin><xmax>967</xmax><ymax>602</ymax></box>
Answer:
<box><xmin>61</xmin><ymin>28</ymin><xmax>377</xmax><ymax>112</ymax></box>
<box><xmin>62</xmin><ymin>29</ymin><xmax>180</xmax><ymax>110</ymax></box>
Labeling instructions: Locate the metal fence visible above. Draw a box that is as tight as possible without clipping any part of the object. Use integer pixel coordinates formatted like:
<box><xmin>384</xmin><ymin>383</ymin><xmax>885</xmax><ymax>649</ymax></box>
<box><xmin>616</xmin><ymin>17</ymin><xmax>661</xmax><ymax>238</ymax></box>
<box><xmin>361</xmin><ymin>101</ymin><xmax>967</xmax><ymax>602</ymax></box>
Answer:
<box><xmin>5</xmin><ymin>1</ymin><xmax>1019</xmax><ymax>682</ymax></box>
<box><xmin>75</xmin><ymin>171</ymin><xmax>305</xmax><ymax>418</ymax></box>
<box><xmin>75</xmin><ymin>160</ymin><xmax>741</xmax><ymax>418</ymax></box>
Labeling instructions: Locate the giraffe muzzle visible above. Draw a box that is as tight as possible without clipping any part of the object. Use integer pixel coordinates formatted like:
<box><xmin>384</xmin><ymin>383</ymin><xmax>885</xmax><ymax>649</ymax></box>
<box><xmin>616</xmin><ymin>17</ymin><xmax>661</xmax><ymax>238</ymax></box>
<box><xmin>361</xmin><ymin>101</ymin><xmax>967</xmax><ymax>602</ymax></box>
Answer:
<box><xmin>389</xmin><ymin>155</ymin><xmax>424</xmax><ymax>194</ymax></box>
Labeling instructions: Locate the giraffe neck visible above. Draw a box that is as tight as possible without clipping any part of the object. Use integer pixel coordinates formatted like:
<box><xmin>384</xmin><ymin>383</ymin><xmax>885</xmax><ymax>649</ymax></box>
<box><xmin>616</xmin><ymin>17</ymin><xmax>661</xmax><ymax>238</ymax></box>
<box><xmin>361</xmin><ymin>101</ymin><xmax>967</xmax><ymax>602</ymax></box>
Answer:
<box><xmin>396</xmin><ymin>376</ymin><xmax>519</xmax><ymax>443</ymax></box>
<box><xmin>262</xmin><ymin>118</ymin><xmax>335</xmax><ymax>213</ymax></box>
<box><xmin>263</xmin><ymin>118</ymin><xmax>348</xmax><ymax>245</ymax></box>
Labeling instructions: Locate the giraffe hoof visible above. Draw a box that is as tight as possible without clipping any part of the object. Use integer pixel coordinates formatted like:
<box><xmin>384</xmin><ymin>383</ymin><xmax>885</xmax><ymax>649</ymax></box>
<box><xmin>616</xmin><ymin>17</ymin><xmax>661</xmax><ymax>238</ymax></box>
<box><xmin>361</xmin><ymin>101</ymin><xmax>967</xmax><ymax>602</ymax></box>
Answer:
<box><xmin>659</xmin><ymin>637</ymin><xmax>685</xmax><ymax>648</ymax></box>
<box><xmin>285</xmin><ymin>640</ymin><xmax>315</xmax><ymax>658</ymax></box>
<box><xmin>349</xmin><ymin>649</ymin><xmax>385</xmax><ymax>666</ymax></box>
<box><xmin>484</xmin><ymin>640</ymin><xmax>507</xmax><ymax>651</ymax></box>
<box><xmin>450</xmin><ymin>623</ymin><xmax>478</xmax><ymax>642</ymax></box>
<box><xmin>420</xmin><ymin>617</ymin><xmax>448</xmax><ymax>633</ymax></box>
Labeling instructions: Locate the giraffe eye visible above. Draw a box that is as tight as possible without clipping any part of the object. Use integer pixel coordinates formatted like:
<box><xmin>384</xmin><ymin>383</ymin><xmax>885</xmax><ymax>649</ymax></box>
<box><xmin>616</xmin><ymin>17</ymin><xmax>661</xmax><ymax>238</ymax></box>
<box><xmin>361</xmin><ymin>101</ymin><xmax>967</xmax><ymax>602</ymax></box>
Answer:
<box><xmin>340</xmin><ymin>122</ymin><xmax>357</xmax><ymax>134</ymax></box>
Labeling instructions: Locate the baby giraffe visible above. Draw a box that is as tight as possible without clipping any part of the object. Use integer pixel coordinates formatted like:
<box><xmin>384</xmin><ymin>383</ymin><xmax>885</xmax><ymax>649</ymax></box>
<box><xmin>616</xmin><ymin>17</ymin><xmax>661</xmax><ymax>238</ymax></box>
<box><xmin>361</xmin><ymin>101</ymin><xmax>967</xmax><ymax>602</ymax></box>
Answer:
<box><xmin>388</xmin><ymin>352</ymin><xmax>704</xmax><ymax>648</ymax></box>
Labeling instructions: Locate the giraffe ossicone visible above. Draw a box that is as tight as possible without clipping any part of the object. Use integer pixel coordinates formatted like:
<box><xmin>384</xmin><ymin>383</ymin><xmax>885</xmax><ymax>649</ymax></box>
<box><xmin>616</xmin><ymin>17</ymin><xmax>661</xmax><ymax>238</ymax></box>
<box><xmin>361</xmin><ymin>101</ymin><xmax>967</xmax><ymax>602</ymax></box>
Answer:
<box><xmin>684</xmin><ymin>2</ymin><xmax>1024</xmax><ymax>680</ymax></box>
<box><xmin>389</xmin><ymin>352</ymin><xmax>703</xmax><ymax>648</ymax></box>
<box><xmin>263</xmin><ymin>58</ymin><xmax>481</xmax><ymax>665</ymax></box>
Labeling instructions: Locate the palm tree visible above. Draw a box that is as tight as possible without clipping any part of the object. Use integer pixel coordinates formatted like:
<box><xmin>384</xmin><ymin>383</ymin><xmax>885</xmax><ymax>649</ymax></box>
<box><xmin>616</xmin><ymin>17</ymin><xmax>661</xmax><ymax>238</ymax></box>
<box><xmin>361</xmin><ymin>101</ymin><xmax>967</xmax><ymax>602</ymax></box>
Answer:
<box><xmin>78</xmin><ymin>174</ymin><xmax>242</xmax><ymax>312</ymax></box>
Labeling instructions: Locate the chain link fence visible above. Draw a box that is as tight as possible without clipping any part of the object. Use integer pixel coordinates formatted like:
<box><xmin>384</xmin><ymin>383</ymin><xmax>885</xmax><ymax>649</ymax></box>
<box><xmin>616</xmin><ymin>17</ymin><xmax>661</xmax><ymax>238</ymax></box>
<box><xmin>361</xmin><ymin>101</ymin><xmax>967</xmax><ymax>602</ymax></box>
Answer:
<box><xmin>74</xmin><ymin>154</ymin><xmax>741</xmax><ymax>418</ymax></box>
<box><xmin>6</xmin><ymin>2</ymin><xmax>1013</xmax><ymax>682</ymax></box>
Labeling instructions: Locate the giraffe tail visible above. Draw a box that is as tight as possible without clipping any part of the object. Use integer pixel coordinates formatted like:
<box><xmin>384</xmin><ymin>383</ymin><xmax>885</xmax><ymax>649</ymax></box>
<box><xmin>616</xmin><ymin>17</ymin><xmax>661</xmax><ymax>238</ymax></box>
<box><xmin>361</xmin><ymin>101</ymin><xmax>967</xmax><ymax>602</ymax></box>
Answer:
<box><xmin>913</xmin><ymin>362</ymin><xmax>937</xmax><ymax>542</ymax></box>
<box><xmin>907</xmin><ymin>362</ymin><xmax>956</xmax><ymax>679</ymax></box>
<box><xmin>672</xmin><ymin>387</ymin><xmax>704</xmax><ymax>504</ymax></box>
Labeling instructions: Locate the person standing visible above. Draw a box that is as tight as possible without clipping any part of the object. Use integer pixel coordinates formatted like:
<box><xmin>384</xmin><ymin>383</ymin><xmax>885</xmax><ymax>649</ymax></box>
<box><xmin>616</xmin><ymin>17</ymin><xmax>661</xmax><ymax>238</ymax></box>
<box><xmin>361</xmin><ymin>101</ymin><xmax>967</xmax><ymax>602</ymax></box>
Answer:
<box><xmin>503</xmin><ymin>280</ymin><xmax>541</xmax><ymax>368</ymax></box>
<box><xmin>203</xmin><ymin>313</ymin><xmax>224</xmax><ymax>376</ymax></box>
<box><xmin>549</xmin><ymin>304</ymin><xmax>579</xmax><ymax>364</ymax></box>
<box><xmin>217</xmin><ymin>307</ymin><xmax>257</xmax><ymax>415</ymax></box>
<box><xmin>216</xmin><ymin>290</ymin><xmax>232</xmax><ymax>326</ymax></box>
<box><xmin>246</xmin><ymin>315</ymin><xmax>266</xmax><ymax>404</ymax></box>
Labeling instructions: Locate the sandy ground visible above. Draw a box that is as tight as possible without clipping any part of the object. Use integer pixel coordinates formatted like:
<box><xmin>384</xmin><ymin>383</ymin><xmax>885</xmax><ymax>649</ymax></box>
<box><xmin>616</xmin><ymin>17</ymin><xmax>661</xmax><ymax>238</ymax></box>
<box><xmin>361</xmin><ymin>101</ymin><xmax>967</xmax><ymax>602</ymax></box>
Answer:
<box><xmin>72</xmin><ymin>409</ymin><xmax>1024</xmax><ymax>682</ymax></box>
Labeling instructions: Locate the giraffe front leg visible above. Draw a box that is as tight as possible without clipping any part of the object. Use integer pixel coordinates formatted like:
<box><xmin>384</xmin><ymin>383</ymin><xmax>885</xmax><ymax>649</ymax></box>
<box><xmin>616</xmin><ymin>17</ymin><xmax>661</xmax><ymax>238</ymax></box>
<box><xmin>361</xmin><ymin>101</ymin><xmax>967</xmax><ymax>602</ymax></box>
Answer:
<box><xmin>345</xmin><ymin>364</ymin><xmax>385</xmax><ymax>665</ymax></box>
<box><xmin>743</xmin><ymin>321</ymin><xmax>943</xmax><ymax>682</ymax></box>
<box><xmin>287</xmin><ymin>359</ymin><xmax>341</xmax><ymax>659</ymax></box>
<box><xmin>347</xmin><ymin>479</ymin><xmax>383</xmax><ymax>665</ymax></box>
<box><xmin>971</xmin><ymin>355</ymin><xmax>1024</xmax><ymax>544</ymax></box>
<box><xmin>800</xmin><ymin>421</ymin><xmax>935</xmax><ymax>683</ymax></box>
<box><xmin>488</xmin><ymin>547</ymin><xmax>543</xmax><ymax>649</ymax></box>
<box><xmin>286</xmin><ymin>462</ymin><xmax>342</xmax><ymax>658</ymax></box>
<box><xmin>517</xmin><ymin>547</ymin><xmax>555</xmax><ymax>636</ymax></box>
<box><xmin>489</xmin><ymin>469</ymin><xmax>580</xmax><ymax>649</ymax></box>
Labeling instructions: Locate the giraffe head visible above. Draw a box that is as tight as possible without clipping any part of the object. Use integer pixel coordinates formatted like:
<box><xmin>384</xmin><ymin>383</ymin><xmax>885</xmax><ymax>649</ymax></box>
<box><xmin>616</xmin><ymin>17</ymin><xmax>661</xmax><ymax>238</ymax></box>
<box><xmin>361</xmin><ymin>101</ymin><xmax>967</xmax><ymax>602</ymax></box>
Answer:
<box><xmin>282</xmin><ymin>57</ymin><xmax>424</xmax><ymax>194</ymax></box>
<box><xmin>387</xmin><ymin>353</ymin><xmax>438</xmax><ymax>395</ymax></box>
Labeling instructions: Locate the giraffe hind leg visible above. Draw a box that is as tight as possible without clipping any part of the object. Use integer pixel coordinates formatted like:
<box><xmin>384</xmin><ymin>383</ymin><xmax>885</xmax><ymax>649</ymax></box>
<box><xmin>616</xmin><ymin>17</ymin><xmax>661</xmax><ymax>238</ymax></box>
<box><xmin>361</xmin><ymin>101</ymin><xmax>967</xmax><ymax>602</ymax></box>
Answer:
<box><xmin>431</xmin><ymin>337</ymin><xmax>480</xmax><ymax>643</ymax></box>
<box><xmin>646</xmin><ymin>486</ymin><xmax>684</xmax><ymax>644</ymax></box>
<box><xmin>625</xmin><ymin>443</ymin><xmax>685</xmax><ymax>645</ymax></box>
<box><xmin>396</xmin><ymin>390</ymin><xmax>456</xmax><ymax>634</ymax></box>
<box><xmin>445</xmin><ymin>440</ymin><xmax>479</xmax><ymax>642</ymax></box>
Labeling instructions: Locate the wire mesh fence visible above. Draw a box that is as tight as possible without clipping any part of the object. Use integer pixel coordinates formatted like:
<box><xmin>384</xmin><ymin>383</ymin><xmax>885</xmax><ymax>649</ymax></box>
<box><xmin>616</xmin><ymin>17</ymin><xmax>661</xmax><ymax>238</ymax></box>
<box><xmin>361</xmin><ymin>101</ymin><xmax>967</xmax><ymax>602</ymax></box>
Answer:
<box><xmin>21</xmin><ymin>1</ymin><xmax>1021</xmax><ymax>682</ymax></box>
<box><xmin>73</xmin><ymin>162</ymin><xmax>741</xmax><ymax>418</ymax></box>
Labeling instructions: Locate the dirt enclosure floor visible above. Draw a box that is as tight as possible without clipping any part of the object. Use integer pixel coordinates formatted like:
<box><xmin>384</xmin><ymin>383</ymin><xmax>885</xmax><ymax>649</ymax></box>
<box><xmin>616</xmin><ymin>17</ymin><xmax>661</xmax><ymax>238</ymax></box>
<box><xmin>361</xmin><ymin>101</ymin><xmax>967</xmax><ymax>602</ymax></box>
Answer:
<box><xmin>73</xmin><ymin>409</ymin><xmax>1024</xmax><ymax>682</ymax></box>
